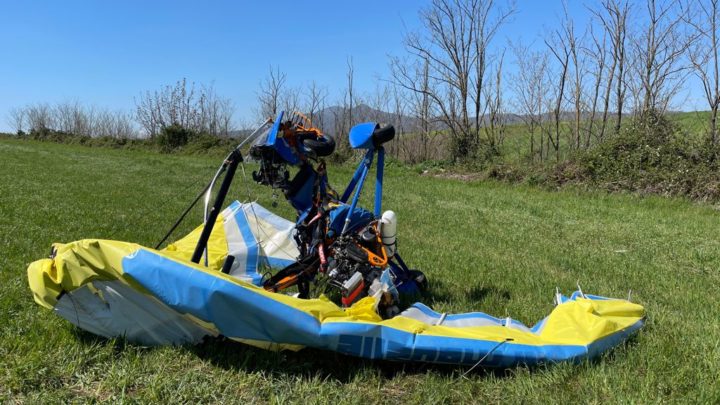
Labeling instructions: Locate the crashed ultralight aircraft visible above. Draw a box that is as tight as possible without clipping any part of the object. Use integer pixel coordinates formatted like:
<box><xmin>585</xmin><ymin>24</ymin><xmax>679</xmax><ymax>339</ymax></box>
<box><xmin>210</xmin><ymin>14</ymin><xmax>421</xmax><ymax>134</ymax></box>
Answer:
<box><xmin>28</xmin><ymin>111</ymin><xmax>644</xmax><ymax>368</ymax></box>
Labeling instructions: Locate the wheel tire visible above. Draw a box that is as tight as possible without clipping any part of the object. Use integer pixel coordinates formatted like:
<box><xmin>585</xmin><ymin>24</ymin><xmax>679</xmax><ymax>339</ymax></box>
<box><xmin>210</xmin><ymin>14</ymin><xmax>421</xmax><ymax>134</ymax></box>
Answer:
<box><xmin>303</xmin><ymin>135</ymin><xmax>336</xmax><ymax>157</ymax></box>
<box><xmin>409</xmin><ymin>270</ymin><xmax>428</xmax><ymax>292</ymax></box>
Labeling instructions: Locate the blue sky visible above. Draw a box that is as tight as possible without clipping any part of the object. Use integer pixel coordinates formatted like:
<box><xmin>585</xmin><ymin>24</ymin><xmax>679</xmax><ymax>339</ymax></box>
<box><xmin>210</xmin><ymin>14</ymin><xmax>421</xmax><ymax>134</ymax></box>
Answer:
<box><xmin>0</xmin><ymin>1</ymin><xmax>704</xmax><ymax>132</ymax></box>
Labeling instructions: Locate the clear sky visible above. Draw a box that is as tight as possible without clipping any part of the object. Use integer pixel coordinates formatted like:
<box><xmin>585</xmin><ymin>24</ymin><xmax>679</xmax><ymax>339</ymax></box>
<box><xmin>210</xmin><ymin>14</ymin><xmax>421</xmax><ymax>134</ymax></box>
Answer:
<box><xmin>0</xmin><ymin>1</ymin><xmax>704</xmax><ymax>132</ymax></box>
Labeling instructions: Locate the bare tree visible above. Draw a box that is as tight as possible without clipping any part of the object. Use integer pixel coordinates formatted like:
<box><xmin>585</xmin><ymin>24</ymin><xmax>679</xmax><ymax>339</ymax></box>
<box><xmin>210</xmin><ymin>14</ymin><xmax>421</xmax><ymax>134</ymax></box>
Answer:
<box><xmin>404</xmin><ymin>56</ymin><xmax>437</xmax><ymax>162</ymax></box>
<box><xmin>305</xmin><ymin>81</ymin><xmax>328</xmax><ymax>128</ymax></box>
<box><xmin>545</xmin><ymin>20</ymin><xmax>571</xmax><ymax>161</ymax></box>
<box><xmin>136</xmin><ymin>78</ymin><xmax>235</xmax><ymax>138</ymax></box>
<box><xmin>346</xmin><ymin>57</ymin><xmax>355</xmax><ymax>128</ymax></box>
<box><xmin>632</xmin><ymin>0</ymin><xmax>692</xmax><ymax>114</ymax></box>
<box><xmin>282</xmin><ymin>87</ymin><xmax>301</xmax><ymax>116</ymax></box>
<box><xmin>481</xmin><ymin>51</ymin><xmax>507</xmax><ymax>152</ymax></box>
<box><xmin>511</xmin><ymin>43</ymin><xmax>550</xmax><ymax>161</ymax></box>
<box><xmin>94</xmin><ymin>109</ymin><xmax>136</xmax><ymax>138</ymax></box>
<box><xmin>584</xmin><ymin>23</ymin><xmax>609</xmax><ymax>145</ymax></box>
<box><xmin>592</xmin><ymin>0</ymin><xmax>631</xmax><ymax>135</ymax></box>
<box><xmin>256</xmin><ymin>66</ymin><xmax>287</xmax><ymax>120</ymax></box>
<box><xmin>332</xmin><ymin>58</ymin><xmax>357</xmax><ymax>155</ymax></box>
<box><xmin>685</xmin><ymin>0</ymin><xmax>720</xmax><ymax>145</ymax></box>
<box><xmin>472</xmin><ymin>1</ymin><xmax>513</xmax><ymax>149</ymax></box>
<box><xmin>25</xmin><ymin>103</ymin><xmax>55</xmax><ymax>133</ymax></box>
<box><xmin>365</xmin><ymin>82</ymin><xmax>391</xmax><ymax>123</ymax></box>
<box><xmin>94</xmin><ymin>109</ymin><xmax>115</xmax><ymax>138</ymax></box>
<box><xmin>54</xmin><ymin>101</ymin><xmax>93</xmax><ymax>136</ymax></box>
<box><xmin>389</xmin><ymin>83</ymin><xmax>407</xmax><ymax>160</ymax></box>
<box><xmin>195</xmin><ymin>86</ymin><xmax>235</xmax><ymax>137</ymax></box>
<box><xmin>563</xmin><ymin>4</ymin><xmax>586</xmax><ymax>151</ymax></box>
<box><xmin>214</xmin><ymin>96</ymin><xmax>236</xmax><ymax>137</ymax></box>
<box><xmin>6</xmin><ymin>107</ymin><xmax>26</xmax><ymax>134</ymax></box>
<box><xmin>13</xmin><ymin>102</ymin><xmax>138</xmax><ymax>138</ymax></box>
<box><xmin>392</xmin><ymin>0</ymin><xmax>514</xmax><ymax>161</ymax></box>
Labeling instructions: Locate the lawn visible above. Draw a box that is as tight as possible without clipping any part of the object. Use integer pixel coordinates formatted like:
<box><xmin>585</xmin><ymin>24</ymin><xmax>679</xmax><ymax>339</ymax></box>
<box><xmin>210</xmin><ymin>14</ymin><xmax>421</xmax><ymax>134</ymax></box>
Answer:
<box><xmin>1</xmin><ymin>138</ymin><xmax>718</xmax><ymax>403</ymax></box>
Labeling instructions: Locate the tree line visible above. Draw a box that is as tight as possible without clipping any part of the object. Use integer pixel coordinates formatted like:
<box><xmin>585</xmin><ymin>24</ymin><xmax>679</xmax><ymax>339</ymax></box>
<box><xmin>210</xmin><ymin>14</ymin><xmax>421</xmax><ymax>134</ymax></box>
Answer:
<box><xmin>413</xmin><ymin>0</ymin><xmax>720</xmax><ymax>162</ymax></box>
<box><xmin>7</xmin><ymin>79</ymin><xmax>238</xmax><ymax>140</ymax></box>
<box><xmin>6</xmin><ymin>0</ymin><xmax>720</xmax><ymax>164</ymax></box>
<box><xmin>255</xmin><ymin>0</ymin><xmax>720</xmax><ymax>164</ymax></box>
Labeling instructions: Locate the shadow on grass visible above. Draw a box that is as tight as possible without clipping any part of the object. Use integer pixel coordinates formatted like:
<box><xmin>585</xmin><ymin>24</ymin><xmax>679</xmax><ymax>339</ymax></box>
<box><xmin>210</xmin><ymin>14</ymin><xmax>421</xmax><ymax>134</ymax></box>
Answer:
<box><xmin>467</xmin><ymin>285</ymin><xmax>511</xmax><ymax>302</ymax></box>
<box><xmin>424</xmin><ymin>278</ymin><xmax>511</xmax><ymax>307</ymax></box>
<box><xmin>72</xmin><ymin>328</ymin><xmax>112</xmax><ymax>345</ymax></box>
<box><xmin>65</xmin><ymin>278</ymin><xmax>522</xmax><ymax>381</ymax></box>
<box><xmin>66</xmin><ymin>276</ymin><xmax>609</xmax><ymax>382</ymax></box>
<box><xmin>71</xmin><ymin>306</ymin><xmax>647</xmax><ymax>382</ymax></box>
<box><xmin>185</xmin><ymin>336</ymin><xmax>514</xmax><ymax>382</ymax></box>
<box><xmin>179</xmin><ymin>279</ymin><xmax>526</xmax><ymax>381</ymax></box>
<box><xmin>71</xmin><ymin>324</ymin><xmax>513</xmax><ymax>381</ymax></box>
<box><xmin>72</xmin><ymin>328</ymin><xmax>151</xmax><ymax>356</ymax></box>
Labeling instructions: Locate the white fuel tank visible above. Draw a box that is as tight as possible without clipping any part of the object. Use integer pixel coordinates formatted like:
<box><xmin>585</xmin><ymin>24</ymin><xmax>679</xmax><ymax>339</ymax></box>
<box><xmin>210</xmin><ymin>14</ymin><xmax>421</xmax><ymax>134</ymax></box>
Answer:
<box><xmin>380</xmin><ymin>210</ymin><xmax>397</xmax><ymax>258</ymax></box>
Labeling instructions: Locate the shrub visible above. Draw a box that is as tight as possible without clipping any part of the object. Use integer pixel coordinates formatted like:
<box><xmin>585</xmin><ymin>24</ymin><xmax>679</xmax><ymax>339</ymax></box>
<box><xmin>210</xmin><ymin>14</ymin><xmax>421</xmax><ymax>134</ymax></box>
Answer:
<box><xmin>156</xmin><ymin>124</ymin><xmax>196</xmax><ymax>152</ymax></box>
<box><xmin>182</xmin><ymin>133</ymin><xmax>239</xmax><ymax>155</ymax></box>
<box><xmin>570</xmin><ymin>109</ymin><xmax>720</xmax><ymax>200</ymax></box>
<box><xmin>29</xmin><ymin>127</ymin><xmax>77</xmax><ymax>142</ymax></box>
<box><xmin>579</xmin><ymin>110</ymin><xmax>684</xmax><ymax>178</ymax></box>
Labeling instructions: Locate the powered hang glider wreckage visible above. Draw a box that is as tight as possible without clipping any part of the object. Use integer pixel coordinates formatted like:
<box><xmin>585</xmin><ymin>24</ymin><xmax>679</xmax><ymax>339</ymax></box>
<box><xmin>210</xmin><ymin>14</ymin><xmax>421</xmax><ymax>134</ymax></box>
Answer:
<box><xmin>180</xmin><ymin>110</ymin><xmax>426</xmax><ymax>317</ymax></box>
<box><xmin>27</xmin><ymin>111</ymin><xmax>645</xmax><ymax>367</ymax></box>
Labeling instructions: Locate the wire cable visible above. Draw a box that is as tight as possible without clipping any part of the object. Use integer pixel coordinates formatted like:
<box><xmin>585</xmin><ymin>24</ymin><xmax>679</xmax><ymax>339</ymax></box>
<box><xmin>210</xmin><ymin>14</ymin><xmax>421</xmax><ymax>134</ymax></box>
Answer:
<box><xmin>461</xmin><ymin>338</ymin><xmax>513</xmax><ymax>378</ymax></box>
<box><xmin>154</xmin><ymin>179</ymin><xmax>213</xmax><ymax>249</ymax></box>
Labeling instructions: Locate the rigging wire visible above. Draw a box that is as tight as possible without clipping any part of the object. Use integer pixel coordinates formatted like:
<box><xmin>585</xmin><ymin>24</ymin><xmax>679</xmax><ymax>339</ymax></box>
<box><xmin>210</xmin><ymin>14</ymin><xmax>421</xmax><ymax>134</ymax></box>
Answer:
<box><xmin>154</xmin><ymin>179</ymin><xmax>213</xmax><ymax>249</ymax></box>
<box><xmin>461</xmin><ymin>338</ymin><xmax>513</xmax><ymax>378</ymax></box>
<box><xmin>153</xmin><ymin>118</ymin><xmax>272</xmax><ymax>253</ymax></box>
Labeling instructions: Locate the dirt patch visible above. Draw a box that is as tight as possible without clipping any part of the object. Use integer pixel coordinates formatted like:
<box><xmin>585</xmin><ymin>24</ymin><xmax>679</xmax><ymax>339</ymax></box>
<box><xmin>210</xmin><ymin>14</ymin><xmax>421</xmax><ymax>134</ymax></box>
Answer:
<box><xmin>422</xmin><ymin>170</ymin><xmax>484</xmax><ymax>181</ymax></box>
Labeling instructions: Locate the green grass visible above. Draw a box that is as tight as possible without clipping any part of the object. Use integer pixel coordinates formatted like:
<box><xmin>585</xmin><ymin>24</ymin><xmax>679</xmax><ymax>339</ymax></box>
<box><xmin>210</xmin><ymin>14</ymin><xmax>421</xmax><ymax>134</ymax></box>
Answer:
<box><xmin>668</xmin><ymin>110</ymin><xmax>713</xmax><ymax>136</ymax></box>
<box><xmin>1</xmin><ymin>138</ymin><xmax>719</xmax><ymax>403</ymax></box>
<box><xmin>494</xmin><ymin>110</ymin><xmax>715</xmax><ymax>165</ymax></box>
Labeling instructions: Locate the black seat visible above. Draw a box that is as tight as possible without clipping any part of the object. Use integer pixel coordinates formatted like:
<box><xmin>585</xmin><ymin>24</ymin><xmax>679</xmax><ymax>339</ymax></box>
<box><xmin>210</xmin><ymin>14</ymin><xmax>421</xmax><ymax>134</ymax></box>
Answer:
<box><xmin>372</xmin><ymin>125</ymin><xmax>395</xmax><ymax>147</ymax></box>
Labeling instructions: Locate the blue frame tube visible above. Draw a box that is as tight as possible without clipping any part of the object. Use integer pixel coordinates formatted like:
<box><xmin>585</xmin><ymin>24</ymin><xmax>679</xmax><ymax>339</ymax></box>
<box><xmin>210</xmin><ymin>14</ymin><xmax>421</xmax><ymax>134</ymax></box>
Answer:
<box><xmin>341</xmin><ymin>151</ymin><xmax>373</xmax><ymax>235</ymax></box>
<box><xmin>393</xmin><ymin>252</ymin><xmax>410</xmax><ymax>272</ymax></box>
<box><xmin>341</xmin><ymin>158</ymin><xmax>367</xmax><ymax>203</ymax></box>
<box><xmin>374</xmin><ymin>147</ymin><xmax>384</xmax><ymax>217</ymax></box>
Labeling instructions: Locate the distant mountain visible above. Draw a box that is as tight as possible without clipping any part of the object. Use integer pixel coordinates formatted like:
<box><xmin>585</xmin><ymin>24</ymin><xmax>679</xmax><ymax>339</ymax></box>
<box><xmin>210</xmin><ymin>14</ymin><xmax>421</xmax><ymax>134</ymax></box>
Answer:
<box><xmin>308</xmin><ymin>104</ymin><xmax>422</xmax><ymax>136</ymax></box>
<box><xmin>236</xmin><ymin>104</ymin><xmax>568</xmax><ymax>139</ymax></box>
<box><xmin>310</xmin><ymin>104</ymin><xmax>528</xmax><ymax>135</ymax></box>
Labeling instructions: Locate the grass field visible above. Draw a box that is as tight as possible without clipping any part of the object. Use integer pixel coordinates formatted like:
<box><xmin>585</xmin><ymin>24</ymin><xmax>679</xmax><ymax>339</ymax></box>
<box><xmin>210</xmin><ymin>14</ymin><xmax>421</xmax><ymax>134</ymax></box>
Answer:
<box><xmin>495</xmin><ymin>110</ymin><xmax>714</xmax><ymax>164</ymax></box>
<box><xmin>1</xmin><ymin>138</ymin><xmax>719</xmax><ymax>403</ymax></box>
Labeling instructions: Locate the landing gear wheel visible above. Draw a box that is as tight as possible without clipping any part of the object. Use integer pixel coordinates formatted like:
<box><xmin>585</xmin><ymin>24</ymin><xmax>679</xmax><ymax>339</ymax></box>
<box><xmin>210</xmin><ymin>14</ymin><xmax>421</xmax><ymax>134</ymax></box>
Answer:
<box><xmin>409</xmin><ymin>270</ymin><xmax>428</xmax><ymax>293</ymax></box>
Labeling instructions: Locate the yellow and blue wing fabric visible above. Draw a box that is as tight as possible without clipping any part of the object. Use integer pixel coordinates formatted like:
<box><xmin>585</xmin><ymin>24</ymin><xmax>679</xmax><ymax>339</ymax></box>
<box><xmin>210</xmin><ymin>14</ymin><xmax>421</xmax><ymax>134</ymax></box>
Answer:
<box><xmin>162</xmin><ymin>201</ymin><xmax>298</xmax><ymax>285</ymax></box>
<box><xmin>27</xmin><ymin>202</ymin><xmax>644</xmax><ymax>366</ymax></box>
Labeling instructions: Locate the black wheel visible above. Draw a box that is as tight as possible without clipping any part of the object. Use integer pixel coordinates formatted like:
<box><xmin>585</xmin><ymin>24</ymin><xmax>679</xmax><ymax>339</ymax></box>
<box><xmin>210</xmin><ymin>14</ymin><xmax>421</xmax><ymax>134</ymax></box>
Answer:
<box><xmin>409</xmin><ymin>270</ymin><xmax>428</xmax><ymax>292</ymax></box>
<box><xmin>302</xmin><ymin>134</ymin><xmax>336</xmax><ymax>157</ymax></box>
